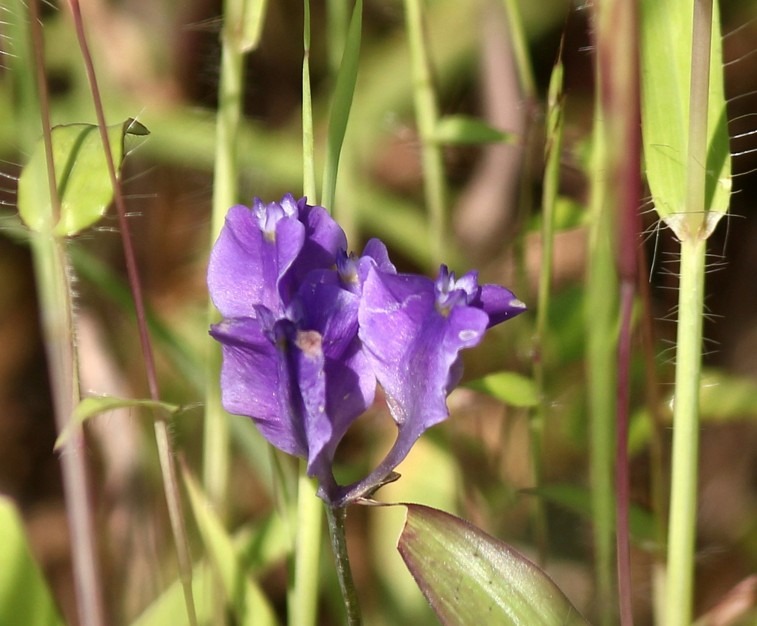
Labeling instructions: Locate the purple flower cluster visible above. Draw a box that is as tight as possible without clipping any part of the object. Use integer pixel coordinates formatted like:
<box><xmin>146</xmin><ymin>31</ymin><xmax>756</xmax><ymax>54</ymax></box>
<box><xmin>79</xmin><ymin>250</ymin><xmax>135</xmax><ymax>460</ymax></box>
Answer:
<box><xmin>208</xmin><ymin>195</ymin><xmax>525</xmax><ymax>506</ymax></box>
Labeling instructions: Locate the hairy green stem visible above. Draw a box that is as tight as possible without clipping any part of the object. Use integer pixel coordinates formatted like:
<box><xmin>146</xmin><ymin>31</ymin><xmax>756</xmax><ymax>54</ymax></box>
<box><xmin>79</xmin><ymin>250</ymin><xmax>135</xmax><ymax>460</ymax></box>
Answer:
<box><xmin>665</xmin><ymin>1</ymin><xmax>713</xmax><ymax>623</ymax></box>
<box><xmin>24</xmin><ymin>3</ymin><xmax>105</xmax><ymax>623</ymax></box>
<box><xmin>326</xmin><ymin>506</ymin><xmax>362</xmax><ymax>626</ymax></box>
<box><xmin>403</xmin><ymin>0</ymin><xmax>446</xmax><ymax>264</ymax></box>
<box><xmin>665</xmin><ymin>237</ymin><xmax>705</xmax><ymax>626</ymax></box>
<box><xmin>31</xmin><ymin>233</ymin><xmax>105</xmax><ymax>626</ymax></box>
<box><xmin>66</xmin><ymin>1</ymin><xmax>197</xmax><ymax>623</ymax></box>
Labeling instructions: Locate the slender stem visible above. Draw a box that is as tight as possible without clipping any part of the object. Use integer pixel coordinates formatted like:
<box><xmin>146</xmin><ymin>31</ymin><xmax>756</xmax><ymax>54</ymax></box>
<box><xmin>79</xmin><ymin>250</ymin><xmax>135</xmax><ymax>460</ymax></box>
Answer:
<box><xmin>403</xmin><ymin>0</ymin><xmax>446</xmax><ymax>265</ymax></box>
<box><xmin>586</xmin><ymin>186</ymin><xmax>618</xmax><ymax>626</ymax></box>
<box><xmin>155</xmin><ymin>425</ymin><xmax>198</xmax><ymax>625</ymax></box>
<box><xmin>501</xmin><ymin>0</ymin><xmax>536</xmax><ymax>100</ymax></box>
<box><xmin>326</xmin><ymin>506</ymin><xmax>362</xmax><ymax>626</ymax></box>
<box><xmin>616</xmin><ymin>281</ymin><xmax>635</xmax><ymax>626</ymax></box>
<box><xmin>65</xmin><ymin>2</ymin><xmax>197</xmax><ymax>623</ymax></box>
<box><xmin>531</xmin><ymin>58</ymin><xmax>564</xmax><ymax>565</ymax></box>
<box><xmin>289</xmin><ymin>468</ymin><xmax>323</xmax><ymax>626</ymax></box>
<box><xmin>599</xmin><ymin>0</ymin><xmax>641</xmax><ymax>622</ymax></box>
<box><xmin>637</xmin><ymin>254</ymin><xmax>668</xmax><ymax>626</ymax></box>
<box><xmin>585</xmin><ymin>14</ymin><xmax>619</xmax><ymax>611</ymax></box>
<box><xmin>25</xmin><ymin>3</ymin><xmax>104</xmax><ymax>624</ymax></box>
<box><xmin>665</xmin><ymin>237</ymin><xmax>705</xmax><ymax>626</ymax></box>
<box><xmin>302</xmin><ymin>0</ymin><xmax>317</xmax><ymax>202</ymax></box>
<box><xmin>206</xmin><ymin>0</ymin><xmax>248</xmax><ymax>524</ymax></box>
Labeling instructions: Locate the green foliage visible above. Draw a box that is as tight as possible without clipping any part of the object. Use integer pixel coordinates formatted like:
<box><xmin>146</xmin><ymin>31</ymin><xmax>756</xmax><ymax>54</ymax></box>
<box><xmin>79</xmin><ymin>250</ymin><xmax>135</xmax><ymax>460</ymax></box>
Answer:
<box><xmin>640</xmin><ymin>0</ymin><xmax>731</xmax><ymax>238</ymax></box>
<box><xmin>466</xmin><ymin>371</ymin><xmax>539</xmax><ymax>408</ymax></box>
<box><xmin>397</xmin><ymin>504</ymin><xmax>589</xmax><ymax>626</ymax></box>
<box><xmin>524</xmin><ymin>484</ymin><xmax>659</xmax><ymax>549</ymax></box>
<box><xmin>17</xmin><ymin>119</ymin><xmax>148</xmax><ymax>236</ymax></box>
<box><xmin>0</xmin><ymin>497</ymin><xmax>64</xmax><ymax>626</ymax></box>
<box><xmin>431</xmin><ymin>115</ymin><xmax>515</xmax><ymax>145</ymax></box>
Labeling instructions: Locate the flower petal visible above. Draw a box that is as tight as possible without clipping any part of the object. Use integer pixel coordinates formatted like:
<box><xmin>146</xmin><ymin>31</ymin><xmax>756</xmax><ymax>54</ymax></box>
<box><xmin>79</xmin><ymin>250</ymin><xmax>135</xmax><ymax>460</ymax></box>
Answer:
<box><xmin>208</xmin><ymin>204</ymin><xmax>305</xmax><ymax>317</ymax></box>
<box><xmin>210</xmin><ymin>317</ymin><xmax>307</xmax><ymax>457</ymax></box>
<box><xmin>476</xmin><ymin>284</ymin><xmax>527</xmax><ymax>327</ymax></box>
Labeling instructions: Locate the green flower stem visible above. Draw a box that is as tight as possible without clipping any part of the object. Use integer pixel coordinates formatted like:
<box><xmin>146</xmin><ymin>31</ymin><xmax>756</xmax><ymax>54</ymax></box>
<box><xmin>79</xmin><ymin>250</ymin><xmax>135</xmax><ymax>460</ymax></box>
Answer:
<box><xmin>206</xmin><ymin>0</ymin><xmax>249</xmax><ymax>522</ymax></box>
<box><xmin>289</xmin><ymin>469</ymin><xmax>323</xmax><ymax>626</ymax></box>
<box><xmin>326</xmin><ymin>505</ymin><xmax>362</xmax><ymax>626</ymax></box>
<box><xmin>403</xmin><ymin>0</ymin><xmax>446</xmax><ymax>264</ymax></box>
<box><xmin>206</xmin><ymin>2</ymin><xmax>249</xmax><ymax>621</ymax></box>
<box><xmin>665</xmin><ymin>237</ymin><xmax>705</xmax><ymax>626</ymax></box>
<box><xmin>31</xmin><ymin>232</ymin><xmax>105</xmax><ymax>626</ymax></box>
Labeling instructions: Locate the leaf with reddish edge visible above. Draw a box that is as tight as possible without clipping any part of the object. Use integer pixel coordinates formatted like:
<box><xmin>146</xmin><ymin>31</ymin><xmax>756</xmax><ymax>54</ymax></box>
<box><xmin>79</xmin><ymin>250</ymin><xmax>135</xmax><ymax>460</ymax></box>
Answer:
<box><xmin>397</xmin><ymin>504</ymin><xmax>588</xmax><ymax>626</ymax></box>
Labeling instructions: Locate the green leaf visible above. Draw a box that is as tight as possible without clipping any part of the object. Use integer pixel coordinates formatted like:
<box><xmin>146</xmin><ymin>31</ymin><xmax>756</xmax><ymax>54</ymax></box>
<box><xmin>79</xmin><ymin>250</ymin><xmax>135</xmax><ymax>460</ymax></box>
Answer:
<box><xmin>431</xmin><ymin>115</ymin><xmax>515</xmax><ymax>145</ymax></box>
<box><xmin>524</xmin><ymin>484</ymin><xmax>659</xmax><ymax>549</ymax></box>
<box><xmin>0</xmin><ymin>496</ymin><xmax>64</xmax><ymax>626</ymax></box>
<box><xmin>466</xmin><ymin>372</ymin><xmax>539</xmax><ymax>408</ymax></box>
<box><xmin>55</xmin><ymin>395</ymin><xmax>180</xmax><ymax>451</ymax></box>
<box><xmin>321</xmin><ymin>0</ymin><xmax>363</xmax><ymax>210</ymax></box>
<box><xmin>241</xmin><ymin>0</ymin><xmax>269</xmax><ymax>51</ymax></box>
<box><xmin>17</xmin><ymin>119</ymin><xmax>149</xmax><ymax>236</ymax></box>
<box><xmin>182</xmin><ymin>466</ymin><xmax>279</xmax><ymax>626</ymax></box>
<box><xmin>397</xmin><ymin>504</ymin><xmax>588</xmax><ymax>625</ymax></box>
<box><xmin>640</xmin><ymin>0</ymin><xmax>730</xmax><ymax>239</ymax></box>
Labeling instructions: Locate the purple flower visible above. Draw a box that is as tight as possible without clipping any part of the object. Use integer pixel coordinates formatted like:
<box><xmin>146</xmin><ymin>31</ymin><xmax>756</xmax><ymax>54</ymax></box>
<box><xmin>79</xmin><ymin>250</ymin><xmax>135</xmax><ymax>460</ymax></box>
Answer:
<box><xmin>208</xmin><ymin>196</ymin><xmax>395</xmax><ymax>495</ymax></box>
<box><xmin>331</xmin><ymin>265</ymin><xmax>525</xmax><ymax>505</ymax></box>
<box><xmin>208</xmin><ymin>194</ymin><xmax>525</xmax><ymax>506</ymax></box>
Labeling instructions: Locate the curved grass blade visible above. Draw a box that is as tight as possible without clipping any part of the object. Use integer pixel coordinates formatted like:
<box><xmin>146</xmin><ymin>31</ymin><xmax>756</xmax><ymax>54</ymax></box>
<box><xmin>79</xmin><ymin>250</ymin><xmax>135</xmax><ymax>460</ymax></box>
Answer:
<box><xmin>55</xmin><ymin>396</ymin><xmax>181</xmax><ymax>451</ymax></box>
<box><xmin>182</xmin><ymin>465</ymin><xmax>279</xmax><ymax>626</ymax></box>
<box><xmin>321</xmin><ymin>0</ymin><xmax>363</xmax><ymax>211</ymax></box>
